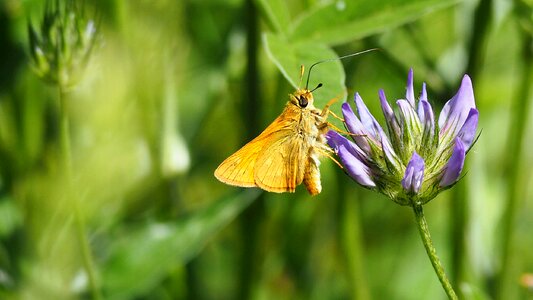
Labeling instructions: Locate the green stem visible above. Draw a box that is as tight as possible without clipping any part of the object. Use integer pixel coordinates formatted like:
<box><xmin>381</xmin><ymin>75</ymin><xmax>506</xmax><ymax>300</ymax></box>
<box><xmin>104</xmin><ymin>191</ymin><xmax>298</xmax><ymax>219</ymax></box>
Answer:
<box><xmin>340</xmin><ymin>183</ymin><xmax>370</xmax><ymax>300</ymax></box>
<box><xmin>412</xmin><ymin>204</ymin><xmax>457</xmax><ymax>300</ymax></box>
<box><xmin>449</xmin><ymin>181</ymin><xmax>467</xmax><ymax>288</ymax></box>
<box><xmin>58</xmin><ymin>87</ymin><xmax>101</xmax><ymax>300</ymax></box>
<box><xmin>59</xmin><ymin>87</ymin><xmax>72</xmax><ymax>175</ymax></box>
<box><xmin>237</xmin><ymin>0</ymin><xmax>264</xmax><ymax>299</ymax></box>
<box><xmin>497</xmin><ymin>31</ymin><xmax>533</xmax><ymax>299</ymax></box>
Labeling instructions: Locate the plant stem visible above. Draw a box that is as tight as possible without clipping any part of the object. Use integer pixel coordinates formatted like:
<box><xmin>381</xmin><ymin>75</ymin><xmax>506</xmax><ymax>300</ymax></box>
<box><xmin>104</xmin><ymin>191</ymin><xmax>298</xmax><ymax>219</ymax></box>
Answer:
<box><xmin>449</xmin><ymin>181</ymin><xmax>467</xmax><ymax>289</ymax></box>
<box><xmin>412</xmin><ymin>204</ymin><xmax>457</xmax><ymax>300</ymax></box>
<box><xmin>238</xmin><ymin>0</ymin><xmax>264</xmax><ymax>299</ymax></box>
<box><xmin>340</xmin><ymin>181</ymin><xmax>370</xmax><ymax>300</ymax></box>
<box><xmin>59</xmin><ymin>87</ymin><xmax>72</xmax><ymax>175</ymax></box>
<box><xmin>497</xmin><ymin>31</ymin><xmax>533</xmax><ymax>299</ymax></box>
<box><xmin>58</xmin><ymin>87</ymin><xmax>101</xmax><ymax>300</ymax></box>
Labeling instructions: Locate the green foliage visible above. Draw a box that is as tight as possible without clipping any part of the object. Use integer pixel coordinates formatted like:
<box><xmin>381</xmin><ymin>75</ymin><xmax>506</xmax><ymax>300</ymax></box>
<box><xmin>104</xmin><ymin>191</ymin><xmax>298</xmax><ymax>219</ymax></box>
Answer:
<box><xmin>288</xmin><ymin>0</ymin><xmax>462</xmax><ymax>45</ymax></box>
<box><xmin>263</xmin><ymin>33</ymin><xmax>346</xmax><ymax>128</ymax></box>
<box><xmin>102</xmin><ymin>190</ymin><xmax>260</xmax><ymax>299</ymax></box>
<box><xmin>0</xmin><ymin>198</ymin><xmax>22</xmax><ymax>238</ymax></box>
<box><xmin>260</xmin><ymin>0</ymin><xmax>465</xmax><ymax>129</ymax></box>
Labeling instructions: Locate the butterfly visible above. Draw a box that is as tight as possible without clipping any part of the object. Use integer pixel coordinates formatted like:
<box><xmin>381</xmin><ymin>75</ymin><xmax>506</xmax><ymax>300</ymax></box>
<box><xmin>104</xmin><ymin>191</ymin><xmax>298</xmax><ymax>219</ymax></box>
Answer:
<box><xmin>214</xmin><ymin>49</ymin><xmax>379</xmax><ymax>195</ymax></box>
<box><xmin>214</xmin><ymin>72</ymin><xmax>337</xmax><ymax>195</ymax></box>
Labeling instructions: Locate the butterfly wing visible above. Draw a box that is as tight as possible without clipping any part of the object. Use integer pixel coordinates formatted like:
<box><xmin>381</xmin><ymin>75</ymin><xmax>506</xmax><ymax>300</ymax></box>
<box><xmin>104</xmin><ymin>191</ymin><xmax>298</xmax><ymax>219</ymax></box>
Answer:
<box><xmin>214</xmin><ymin>107</ymin><xmax>298</xmax><ymax>188</ymax></box>
<box><xmin>252</xmin><ymin>131</ymin><xmax>307</xmax><ymax>193</ymax></box>
<box><xmin>214</xmin><ymin>138</ymin><xmax>264</xmax><ymax>187</ymax></box>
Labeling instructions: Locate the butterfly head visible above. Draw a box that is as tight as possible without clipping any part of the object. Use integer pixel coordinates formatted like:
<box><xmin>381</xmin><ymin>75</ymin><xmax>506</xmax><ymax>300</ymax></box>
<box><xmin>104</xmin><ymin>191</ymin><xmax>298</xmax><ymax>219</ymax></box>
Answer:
<box><xmin>291</xmin><ymin>89</ymin><xmax>313</xmax><ymax>108</ymax></box>
<box><xmin>292</xmin><ymin>83</ymin><xmax>322</xmax><ymax>109</ymax></box>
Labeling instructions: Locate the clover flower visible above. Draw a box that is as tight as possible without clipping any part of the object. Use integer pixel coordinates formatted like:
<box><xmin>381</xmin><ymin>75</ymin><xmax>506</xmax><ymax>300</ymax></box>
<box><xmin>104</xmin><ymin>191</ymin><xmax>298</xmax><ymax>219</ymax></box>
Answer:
<box><xmin>28</xmin><ymin>0</ymin><xmax>97</xmax><ymax>88</ymax></box>
<box><xmin>327</xmin><ymin>69</ymin><xmax>478</xmax><ymax>206</ymax></box>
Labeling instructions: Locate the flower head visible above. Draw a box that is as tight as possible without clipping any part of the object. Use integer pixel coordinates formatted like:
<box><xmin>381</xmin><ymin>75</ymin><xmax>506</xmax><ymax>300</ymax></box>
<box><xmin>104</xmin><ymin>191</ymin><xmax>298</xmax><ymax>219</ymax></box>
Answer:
<box><xmin>28</xmin><ymin>0</ymin><xmax>97</xmax><ymax>88</ymax></box>
<box><xmin>327</xmin><ymin>69</ymin><xmax>478</xmax><ymax>205</ymax></box>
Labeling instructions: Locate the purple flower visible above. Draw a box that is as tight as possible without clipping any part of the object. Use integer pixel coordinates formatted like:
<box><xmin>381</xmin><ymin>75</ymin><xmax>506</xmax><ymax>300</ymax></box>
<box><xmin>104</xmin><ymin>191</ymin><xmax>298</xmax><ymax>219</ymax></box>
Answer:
<box><xmin>402</xmin><ymin>152</ymin><xmax>425</xmax><ymax>194</ymax></box>
<box><xmin>327</xmin><ymin>69</ymin><xmax>479</xmax><ymax>205</ymax></box>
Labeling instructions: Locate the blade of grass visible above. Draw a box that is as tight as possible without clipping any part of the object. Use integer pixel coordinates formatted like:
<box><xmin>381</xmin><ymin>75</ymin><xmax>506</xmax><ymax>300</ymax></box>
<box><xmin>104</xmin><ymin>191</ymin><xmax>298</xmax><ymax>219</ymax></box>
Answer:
<box><xmin>497</xmin><ymin>30</ymin><xmax>533</xmax><ymax>300</ymax></box>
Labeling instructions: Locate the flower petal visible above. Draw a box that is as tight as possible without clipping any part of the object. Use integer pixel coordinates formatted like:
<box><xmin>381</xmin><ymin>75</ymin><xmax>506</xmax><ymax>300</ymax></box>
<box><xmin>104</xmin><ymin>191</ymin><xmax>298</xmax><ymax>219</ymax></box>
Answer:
<box><xmin>439</xmin><ymin>138</ymin><xmax>466</xmax><ymax>187</ymax></box>
<box><xmin>402</xmin><ymin>151</ymin><xmax>425</xmax><ymax>194</ymax></box>
<box><xmin>326</xmin><ymin>131</ymin><xmax>375</xmax><ymax>187</ymax></box>
<box><xmin>327</xmin><ymin>130</ymin><xmax>367</xmax><ymax>161</ymax></box>
<box><xmin>378</xmin><ymin>129</ymin><xmax>402</xmax><ymax>172</ymax></box>
<box><xmin>342</xmin><ymin>102</ymin><xmax>371</xmax><ymax>152</ymax></box>
<box><xmin>379</xmin><ymin>89</ymin><xmax>401</xmax><ymax>141</ymax></box>
<box><xmin>419</xmin><ymin>82</ymin><xmax>427</xmax><ymax>102</ymax></box>
<box><xmin>397</xmin><ymin>99</ymin><xmax>423</xmax><ymax>143</ymax></box>
<box><xmin>417</xmin><ymin>83</ymin><xmax>429</xmax><ymax>122</ymax></box>
<box><xmin>457</xmin><ymin>108</ymin><xmax>479</xmax><ymax>150</ymax></box>
<box><xmin>417</xmin><ymin>99</ymin><xmax>435</xmax><ymax>143</ymax></box>
<box><xmin>438</xmin><ymin>75</ymin><xmax>476</xmax><ymax>139</ymax></box>
<box><xmin>354</xmin><ymin>93</ymin><xmax>384</xmax><ymax>140</ymax></box>
<box><xmin>405</xmin><ymin>68</ymin><xmax>415</xmax><ymax>107</ymax></box>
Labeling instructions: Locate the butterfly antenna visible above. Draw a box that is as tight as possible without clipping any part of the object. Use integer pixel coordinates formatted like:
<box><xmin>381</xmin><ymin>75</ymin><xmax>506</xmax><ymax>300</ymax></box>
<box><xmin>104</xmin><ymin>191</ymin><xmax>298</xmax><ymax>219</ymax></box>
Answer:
<box><xmin>305</xmin><ymin>48</ymin><xmax>380</xmax><ymax>90</ymax></box>
<box><xmin>298</xmin><ymin>65</ymin><xmax>305</xmax><ymax>89</ymax></box>
<box><xmin>310</xmin><ymin>83</ymin><xmax>322</xmax><ymax>92</ymax></box>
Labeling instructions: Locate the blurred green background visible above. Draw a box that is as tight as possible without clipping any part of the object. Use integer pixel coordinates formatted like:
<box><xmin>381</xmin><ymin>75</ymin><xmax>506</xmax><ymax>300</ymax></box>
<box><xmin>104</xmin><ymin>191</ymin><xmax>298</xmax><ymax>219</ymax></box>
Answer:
<box><xmin>0</xmin><ymin>0</ymin><xmax>532</xmax><ymax>299</ymax></box>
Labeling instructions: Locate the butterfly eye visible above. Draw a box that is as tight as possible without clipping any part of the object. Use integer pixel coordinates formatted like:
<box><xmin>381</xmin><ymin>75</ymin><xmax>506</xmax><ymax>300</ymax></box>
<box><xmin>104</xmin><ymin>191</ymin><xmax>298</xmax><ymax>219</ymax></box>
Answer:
<box><xmin>298</xmin><ymin>95</ymin><xmax>308</xmax><ymax>108</ymax></box>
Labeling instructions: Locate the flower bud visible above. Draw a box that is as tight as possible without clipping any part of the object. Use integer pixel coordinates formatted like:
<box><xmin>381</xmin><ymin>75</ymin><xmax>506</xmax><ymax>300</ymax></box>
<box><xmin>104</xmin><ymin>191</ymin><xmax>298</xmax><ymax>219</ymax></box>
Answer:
<box><xmin>27</xmin><ymin>0</ymin><xmax>97</xmax><ymax>88</ymax></box>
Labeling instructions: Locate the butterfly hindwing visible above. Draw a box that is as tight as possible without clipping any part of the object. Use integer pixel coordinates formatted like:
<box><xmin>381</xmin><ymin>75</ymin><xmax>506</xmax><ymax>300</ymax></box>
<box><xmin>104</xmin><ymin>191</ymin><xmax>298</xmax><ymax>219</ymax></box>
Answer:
<box><xmin>253</xmin><ymin>130</ymin><xmax>307</xmax><ymax>193</ymax></box>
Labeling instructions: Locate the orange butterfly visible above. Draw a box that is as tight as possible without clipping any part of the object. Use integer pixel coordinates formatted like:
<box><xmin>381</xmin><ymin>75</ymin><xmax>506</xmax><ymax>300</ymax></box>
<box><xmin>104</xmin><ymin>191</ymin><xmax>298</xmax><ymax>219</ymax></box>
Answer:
<box><xmin>215</xmin><ymin>49</ymin><xmax>378</xmax><ymax>195</ymax></box>
<box><xmin>214</xmin><ymin>68</ymin><xmax>337</xmax><ymax>195</ymax></box>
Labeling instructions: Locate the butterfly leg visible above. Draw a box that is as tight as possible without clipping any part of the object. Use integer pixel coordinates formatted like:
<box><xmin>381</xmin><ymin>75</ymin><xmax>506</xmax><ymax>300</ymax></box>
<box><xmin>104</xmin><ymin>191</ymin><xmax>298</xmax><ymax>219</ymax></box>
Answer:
<box><xmin>329</xmin><ymin>110</ymin><xmax>344</xmax><ymax>122</ymax></box>
<box><xmin>320</xmin><ymin>90</ymin><xmax>347</xmax><ymax>117</ymax></box>
<box><xmin>317</xmin><ymin>147</ymin><xmax>344</xmax><ymax>170</ymax></box>
<box><xmin>323</xmin><ymin>121</ymin><xmax>367</xmax><ymax>139</ymax></box>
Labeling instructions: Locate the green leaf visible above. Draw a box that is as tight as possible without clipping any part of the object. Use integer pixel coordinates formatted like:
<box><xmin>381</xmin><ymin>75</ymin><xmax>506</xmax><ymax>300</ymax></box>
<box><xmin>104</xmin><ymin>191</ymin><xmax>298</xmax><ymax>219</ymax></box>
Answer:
<box><xmin>255</xmin><ymin>0</ymin><xmax>291</xmax><ymax>35</ymax></box>
<box><xmin>290</xmin><ymin>0</ymin><xmax>463</xmax><ymax>46</ymax></box>
<box><xmin>101</xmin><ymin>189</ymin><xmax>261</xmax><ymax>300</ymax></box>
<box><xmin>0</xmin><ymin>198</ymin><xmax>22</xmax><ymax>238</ymax></box>
<box><xmin>263</xmin><ymin>32</ymin><xmax>346</xmax><ymax>129</ymax></box>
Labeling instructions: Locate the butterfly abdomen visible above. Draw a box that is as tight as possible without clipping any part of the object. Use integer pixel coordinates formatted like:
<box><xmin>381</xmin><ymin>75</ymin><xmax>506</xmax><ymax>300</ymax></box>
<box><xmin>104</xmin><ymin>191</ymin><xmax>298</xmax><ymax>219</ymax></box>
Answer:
<box><xmin>303</xmin><ymin>149</ymin><xmax>321</xmax><ymax>195</ymax></box>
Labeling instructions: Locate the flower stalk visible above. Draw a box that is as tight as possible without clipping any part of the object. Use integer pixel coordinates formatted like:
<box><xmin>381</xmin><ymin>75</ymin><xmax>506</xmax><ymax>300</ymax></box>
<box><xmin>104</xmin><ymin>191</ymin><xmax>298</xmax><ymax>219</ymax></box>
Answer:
<box><xmin>413</xmin><ymin>204</ymin><xmax>457</xmax><ymax>300</ymax></box>
<box><xmin>29</xmin><ymin>1</ymin><xmax>101</xmax><ymax>298</ymax></box>
<box><xmin>59</xmin><ymin>88</ymin><xmax>101</xmax><ymax>300</ymax></box>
